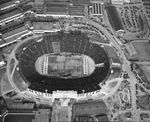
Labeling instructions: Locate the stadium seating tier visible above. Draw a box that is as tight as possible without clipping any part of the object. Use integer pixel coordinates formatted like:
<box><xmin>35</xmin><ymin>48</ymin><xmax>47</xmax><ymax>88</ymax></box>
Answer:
<box><xmin>18</xmin><ymin>31</ymin><xmax>110</xmax><ymax>94</ymax></box>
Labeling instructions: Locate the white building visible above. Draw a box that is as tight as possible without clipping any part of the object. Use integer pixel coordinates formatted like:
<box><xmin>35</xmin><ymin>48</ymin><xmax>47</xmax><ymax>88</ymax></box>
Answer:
<box><xmin>111</xmin><ymin>0</ymin><xmax>131</xmax><ymax>5</ymax></box>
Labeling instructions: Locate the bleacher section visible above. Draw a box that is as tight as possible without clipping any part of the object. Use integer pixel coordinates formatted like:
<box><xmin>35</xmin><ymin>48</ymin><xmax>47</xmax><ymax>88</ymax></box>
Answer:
<box><xmin>17</xmin><ymin>31</ymin><xmax>110</xmax><ymax>94</ymax></box>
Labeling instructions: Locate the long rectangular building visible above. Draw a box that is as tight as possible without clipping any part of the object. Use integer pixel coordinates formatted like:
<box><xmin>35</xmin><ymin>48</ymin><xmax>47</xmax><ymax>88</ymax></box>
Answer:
<box><xmin>0</xmin><ymin>9</ymin><xmax>22</xmax><ymax>23</ymax></box>
<box><xmin>105</xmin><ymin>5</ymin><xmax>124</xmax><ymax>31</ymax></box>
<box><xmin>2</xmin><ymin>25</ymin><xmax>28</xmax><ymax>43</ymax></box>
<box><xmin>0</xmin><ymin>0</ymin><xmax>18</xmax><ymax>10</ymax></box>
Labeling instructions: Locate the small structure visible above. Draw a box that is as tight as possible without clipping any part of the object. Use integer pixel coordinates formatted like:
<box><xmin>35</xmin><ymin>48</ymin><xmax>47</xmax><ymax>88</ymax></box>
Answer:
<box><xmin>0</xmin><ymin>55</ymin><xmax>5</xmax><ymax>67</ymax></box>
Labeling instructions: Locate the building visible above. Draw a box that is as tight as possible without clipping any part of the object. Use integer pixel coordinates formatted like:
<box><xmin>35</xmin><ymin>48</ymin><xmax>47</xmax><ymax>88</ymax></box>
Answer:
<box><xmin>111</xmin><ymin>0</ymin><xmax>131</xmax><ymax>5</ymax></box>
<box><xmin>90</xmin><ymin>1</ymin><xmax>103</xmax><ymax>15</ymax></box>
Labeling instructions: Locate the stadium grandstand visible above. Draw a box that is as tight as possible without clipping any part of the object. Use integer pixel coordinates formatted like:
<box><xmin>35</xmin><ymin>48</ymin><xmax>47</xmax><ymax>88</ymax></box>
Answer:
<box><xmin>15</xmin><ymin>31</ymin><xmax>110</xmax><ymax>94</ymax></box>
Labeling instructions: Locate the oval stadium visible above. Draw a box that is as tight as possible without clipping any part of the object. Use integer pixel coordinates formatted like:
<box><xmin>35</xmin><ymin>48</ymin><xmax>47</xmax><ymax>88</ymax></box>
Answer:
<box><xmin>0</xmin><ymin>0</ymin><xmax>135</xmax><ymax>122</ymax></box>
<box><xmin>17</xmin><ymin>31</ymin><xmax>110</xmax><ymax>94</ymax></box>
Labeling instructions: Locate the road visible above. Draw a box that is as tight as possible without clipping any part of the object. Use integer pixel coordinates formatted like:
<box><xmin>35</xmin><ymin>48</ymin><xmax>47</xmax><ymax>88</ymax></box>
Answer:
<box><xmin>86</xmin><ymin>19</ymin><xmax>140</xmax><ymax>122</ymax></box>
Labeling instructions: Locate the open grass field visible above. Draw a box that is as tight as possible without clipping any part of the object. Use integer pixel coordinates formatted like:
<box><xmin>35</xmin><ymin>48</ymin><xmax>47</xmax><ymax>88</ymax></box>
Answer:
<box><xmin>132</xmin><ymin>42</ymin><xmax>150</xmax><ymax>61</ymax></box>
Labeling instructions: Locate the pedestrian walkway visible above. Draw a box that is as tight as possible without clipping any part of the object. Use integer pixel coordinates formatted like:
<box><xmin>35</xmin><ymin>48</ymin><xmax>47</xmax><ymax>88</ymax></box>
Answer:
<box><xmin>51</xmin><ymin>99</ymin><xmax>72</xmax><ymax>122</ymax></box>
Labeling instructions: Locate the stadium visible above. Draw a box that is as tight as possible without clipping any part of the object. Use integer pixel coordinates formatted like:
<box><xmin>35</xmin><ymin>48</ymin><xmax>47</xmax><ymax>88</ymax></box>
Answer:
<box><xmin>10</xmin><ymin>31</ymin><xmax>111</xmax><ymax>94</ymax></box>
<box><xmin>0</xmin><ymin>0</ymin><xmax>124</xmax><ymax>122</ymax></box>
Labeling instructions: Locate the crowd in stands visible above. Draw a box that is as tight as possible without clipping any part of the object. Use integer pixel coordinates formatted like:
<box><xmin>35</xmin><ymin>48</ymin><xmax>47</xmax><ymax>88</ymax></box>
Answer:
<box><xmin>18</xmin><ymin>31</ymin><xmax>110</xmax><ymax>94</ymax></box>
